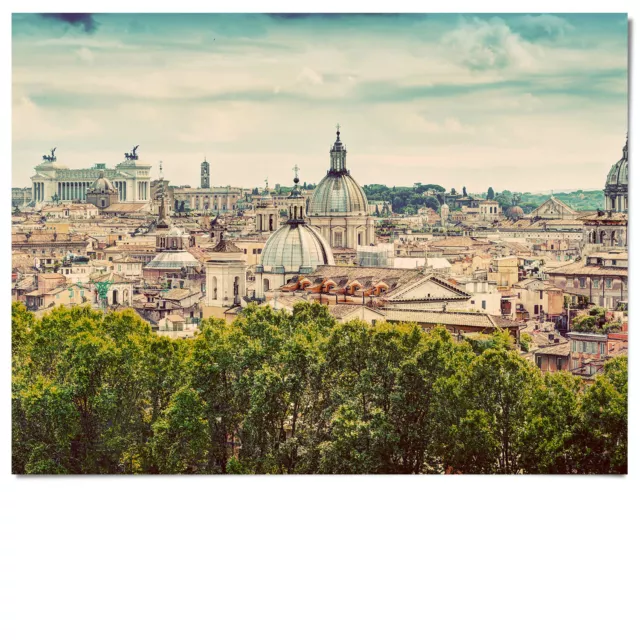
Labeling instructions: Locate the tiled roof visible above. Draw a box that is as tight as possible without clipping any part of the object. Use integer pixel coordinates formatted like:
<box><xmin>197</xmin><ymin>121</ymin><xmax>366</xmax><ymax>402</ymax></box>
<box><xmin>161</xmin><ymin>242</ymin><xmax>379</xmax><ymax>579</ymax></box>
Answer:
<box><xmin>382</xmin><ymin>308</ymin><xmax>520</xmax><ymax>329</ymax></box>
<box><xmin>535</xmin><ymin>342</ymin><xmax>570</xmax><ymax>357</ymax></box>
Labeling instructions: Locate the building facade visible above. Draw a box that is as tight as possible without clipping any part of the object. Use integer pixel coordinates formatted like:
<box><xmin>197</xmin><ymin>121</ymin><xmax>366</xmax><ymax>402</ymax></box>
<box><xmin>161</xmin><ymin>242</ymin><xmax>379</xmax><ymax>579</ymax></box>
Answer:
<box><xmin>30</xmin><ymin>147</ymin><xmax>152</xmax><ymax>206</ymax></box>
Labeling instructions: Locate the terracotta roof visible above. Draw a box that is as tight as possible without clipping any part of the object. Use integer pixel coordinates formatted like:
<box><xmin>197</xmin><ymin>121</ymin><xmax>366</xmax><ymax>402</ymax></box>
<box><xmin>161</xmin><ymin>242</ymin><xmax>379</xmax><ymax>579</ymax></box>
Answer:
<box><xmin>328</xmin><ymin>304</ymin><xmax>385</xmax><ymax>319</ymax></box>
<box><xmin>545</xmin><ymin>261</ymin><xmax>628</xmax><ymax>277</ymax></box>
<box><xmin>535</xmin><ymin>342</ymin><xmax>570</xmax><ymax>357</ymax></box>
<box><xmin>103</xmin><ymin>203</ymin><xmax>149</xmax><ymax>213</ymax></box>
<box><xmin>382</xmin><ymin>308</ymin><xmax>520</xmax><ymax>329</ymax></box>
<box><xmin>162</xmin><ymin>288</ymin><xmax>201</xmax><ymax>301</ymax></box>
<box><xmin>91</xmin><ymin>273</ymin><xmax>131</xmax><ymax>284</ymax></box>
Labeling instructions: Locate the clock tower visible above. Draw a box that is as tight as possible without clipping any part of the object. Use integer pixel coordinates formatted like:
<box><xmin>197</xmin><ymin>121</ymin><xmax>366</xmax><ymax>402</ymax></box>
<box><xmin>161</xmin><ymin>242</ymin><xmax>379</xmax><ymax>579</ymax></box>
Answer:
<box><xmin>201</xmin><ymin>158</ymin><xmax>210</xmax><ymax>189</ymax></box>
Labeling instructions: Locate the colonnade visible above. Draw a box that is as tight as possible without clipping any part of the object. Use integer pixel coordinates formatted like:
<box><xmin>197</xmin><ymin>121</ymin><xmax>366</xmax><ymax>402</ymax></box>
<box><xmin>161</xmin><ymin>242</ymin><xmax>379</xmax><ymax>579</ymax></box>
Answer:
<box><xmin>57</xmin><ymin>181</ymin><xmax>92</xmax><ymax>201</ymax></box>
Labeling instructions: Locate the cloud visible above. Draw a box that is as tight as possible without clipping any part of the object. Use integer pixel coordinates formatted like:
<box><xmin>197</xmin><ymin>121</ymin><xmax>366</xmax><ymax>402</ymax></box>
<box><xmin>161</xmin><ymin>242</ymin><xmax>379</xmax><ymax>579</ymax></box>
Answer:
<box><xmin>75</xmin><ymin>47</ymin><xmax>94</xmax><ymax>63</ymax></box>
<box><xmin>510</xmin><ymin>14</ymin><xmax>575</xmax><ymax>42</ymax></box>
<box><xmin>40</xmin><ymin>14</ymin><xmax>97</xmax><ymax>34</ymax></box>
<box><xmin>446</xmin><ymin>17</ymin><xmax>539</xmax><ymax>71</ymax></box>
<box><xmin>297</xmin><ymin>67</ymin><xmax>324</xmax><ymax>85</ymax></box>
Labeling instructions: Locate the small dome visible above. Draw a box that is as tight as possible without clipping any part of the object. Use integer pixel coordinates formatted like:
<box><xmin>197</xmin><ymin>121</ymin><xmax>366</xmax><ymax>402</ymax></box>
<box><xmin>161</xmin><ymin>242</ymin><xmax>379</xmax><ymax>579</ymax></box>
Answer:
<box><xmin>260</xmin><ymin>222</ymin><xmax>334</xmax><ymax>272</ymax></box>
<box><xmin>309</xmin><ymin>173</ymin><xmax>368</xmax><ymax>216</ymax></box>
<box><xmin>89</xmin><ymin>171</ymin><xmax>117</xmax><ymax>194</ymax></box>
<box><xmin>606</xmin><ymin>140</ymin><xmax>628</xmax><ymax>188</ymax></box>
<box><xmin>508</xmin><ymin>205</ymin><xmax>524</xmax><ymax>216</ymax></box>
<box><xmin>145</xmin><ymin>250</ymin><xmax>200</xmax><ymax>270</ymax></box>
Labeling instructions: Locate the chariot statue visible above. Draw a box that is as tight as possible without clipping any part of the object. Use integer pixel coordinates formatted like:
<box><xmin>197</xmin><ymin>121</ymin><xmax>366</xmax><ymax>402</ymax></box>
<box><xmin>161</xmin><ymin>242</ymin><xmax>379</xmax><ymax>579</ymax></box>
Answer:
<box><xmin>124</xmin><ymin>145</ymin><xmax>139</xmax><ymax>161</ymax></box>
<box><xmin>42</xmin><ymin>147</ymin><xmax>57</xmax><ymax>162</ymax></box>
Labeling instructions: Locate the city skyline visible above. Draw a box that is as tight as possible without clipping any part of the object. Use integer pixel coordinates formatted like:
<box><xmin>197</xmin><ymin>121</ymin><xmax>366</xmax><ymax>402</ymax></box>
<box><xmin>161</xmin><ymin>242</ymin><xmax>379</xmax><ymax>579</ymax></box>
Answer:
<box><xmin>13</xmin><ymin>13</ymin><xmax>628</xmax><ymax>191</ymax></box>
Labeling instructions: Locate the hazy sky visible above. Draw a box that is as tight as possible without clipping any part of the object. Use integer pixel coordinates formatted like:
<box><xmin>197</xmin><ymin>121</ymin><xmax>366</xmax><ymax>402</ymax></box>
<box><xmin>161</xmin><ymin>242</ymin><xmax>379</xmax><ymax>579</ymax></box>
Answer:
<box><xmin>12</xmin><ymin>13</ymin><xmax>628</xmax><ymax>193</ymax></box>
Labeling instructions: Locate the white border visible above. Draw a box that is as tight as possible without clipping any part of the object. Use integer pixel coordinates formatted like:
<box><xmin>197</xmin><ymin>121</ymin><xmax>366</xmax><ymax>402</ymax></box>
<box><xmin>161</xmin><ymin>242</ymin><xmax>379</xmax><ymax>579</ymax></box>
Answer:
<box><xmin>1</xmin><ymin>3</ymin><xmax>638</xmax><ymax>639</ymax></box>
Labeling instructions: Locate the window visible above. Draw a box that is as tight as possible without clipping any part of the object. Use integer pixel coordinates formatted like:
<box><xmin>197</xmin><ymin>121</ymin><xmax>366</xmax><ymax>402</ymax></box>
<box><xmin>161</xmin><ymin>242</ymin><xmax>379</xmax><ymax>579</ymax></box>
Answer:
<box><xmin>481</xmin><ymin>300</ymin><xmax>486</xmax><ymax>310</ymax></box>
<box><xmin>571</xmin><ymin>341</ymin><xmax>576</xmax><ymax>352</ymax></box>
<box><xmin>557</xmin><ymin>358</ymin><xmax>564</xmax><ymax>370</ymax></box>
<box><xmin>600</xmin><ymin>343</ymin><xmax>605</xmax><ymax>355</ymax></box>
<box><xmin>592</xmin><ymin>278</ymin><xmax>600</xmax><ymax>289</ymax></box>
<box><xmin>579</xmin><ymin>278</ymin><xmax>587</xmax><ymax>288</ymax></box>
<box><xmin>539</xmin><ymin>290</ymin><xmax>543</xmax><ymax>300</ymax></box>
<box><xmin>605</xmin><ymin>278</ymin><xmax>613</xmax><ymax>289</ymax></box>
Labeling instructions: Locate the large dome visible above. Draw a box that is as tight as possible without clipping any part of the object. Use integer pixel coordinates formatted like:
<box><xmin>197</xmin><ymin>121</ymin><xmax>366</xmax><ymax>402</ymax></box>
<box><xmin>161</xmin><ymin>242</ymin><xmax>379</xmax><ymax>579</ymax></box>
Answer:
<box><xmin>308</xmin><ymin>128</ymin><xmax>368</xmax><ymax>216</ymax></box>
<box><xmin>309</xmin><ymin>173</ymin><xmax>368</xmax><ymax>216</ymax></box>
<box><xmin>260</xmin><ymin>221</ymin><xmax>334</xmax><ymax>272</ymax></box>
<box><xmin>606</xmin><ymin>138</ymin><xmax>628</xmax><ymax>187</ymax></box>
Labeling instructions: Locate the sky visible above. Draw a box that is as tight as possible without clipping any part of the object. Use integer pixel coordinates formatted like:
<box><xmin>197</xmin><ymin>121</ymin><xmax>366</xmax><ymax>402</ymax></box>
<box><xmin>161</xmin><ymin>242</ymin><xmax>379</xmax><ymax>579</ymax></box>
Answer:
<box><xmin>12</xmin><ymin>12</ymin><xmax>628</xmax><ymax>193</ymax></box>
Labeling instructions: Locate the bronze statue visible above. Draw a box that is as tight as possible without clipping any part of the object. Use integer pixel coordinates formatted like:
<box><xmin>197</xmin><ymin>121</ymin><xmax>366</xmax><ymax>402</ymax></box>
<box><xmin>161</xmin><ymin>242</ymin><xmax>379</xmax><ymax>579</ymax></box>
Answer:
<box><xmin>42</xmin><ymin>147</ymin><xmax>57</xmax><ymax>162</ymax></box>
<box><xmin>124</xmin><ymin>145</ymin><xmax>139</xmax><ymax>161</ymax></box>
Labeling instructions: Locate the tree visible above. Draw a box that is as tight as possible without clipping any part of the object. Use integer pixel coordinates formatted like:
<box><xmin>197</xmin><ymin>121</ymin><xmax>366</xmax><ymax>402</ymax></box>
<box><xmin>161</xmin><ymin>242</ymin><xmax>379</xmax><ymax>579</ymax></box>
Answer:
<box><xmin>487</xmin><ymin>187</ymin><xmax>495</xmax><ymax>200</ymax></box>
<box><xmin>576</xmin><ymin>356</ymin><xmax>627</xmax><ymax>473</ymax></box>
<box><xmin>11</xmin><ymin>303</ymin><xmax>628</xmax><ymax>475</ymax></box>
<box><xmin>460</xmin><ymin>342</ymin><xmax>541</xmax><ymax>473</ymax></box>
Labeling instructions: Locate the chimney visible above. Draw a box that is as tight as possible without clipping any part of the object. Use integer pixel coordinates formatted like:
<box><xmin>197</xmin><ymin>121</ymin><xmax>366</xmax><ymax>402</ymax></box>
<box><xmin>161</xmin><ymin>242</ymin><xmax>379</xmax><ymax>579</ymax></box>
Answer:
<box><xmin>548</xmin><ymin>333</ymin><xmax>555</xmax><ymax>342</ymax></box>
<box><xmin>554</xmin><ymin>338</ymin><xmax>560</xmax><ymax>344</ymax></box>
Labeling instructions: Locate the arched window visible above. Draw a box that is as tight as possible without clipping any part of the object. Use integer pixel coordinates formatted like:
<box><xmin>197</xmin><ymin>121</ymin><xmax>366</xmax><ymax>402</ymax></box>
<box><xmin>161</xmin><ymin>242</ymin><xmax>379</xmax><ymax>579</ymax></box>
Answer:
<box><xmin>269</xmin><ymin>216</ymin><xmax>274</xmax><ymax>231</ymax></box>
<box><xmin>212</xmin><ymin>276</ymin><xmax>218</xmax><ymax>300</ymax></box>
<box><xmin>599</xmin><ymin>230</ymin><xmax>607</xmax><ymax>244</ymax></box>
<box><xmin>112</xmin><ymin>289</ymin><xmax>118</xmax><ymax>305</ymax></box>
<box><xmin>263</xmin><ymin>278</ymin><xmax>270</xmax><ymax>293</ymax></box>
<box><xmin>610</xmin><ymin>230</ymin><xmax>617</xmax><ymax>246</ymax></box>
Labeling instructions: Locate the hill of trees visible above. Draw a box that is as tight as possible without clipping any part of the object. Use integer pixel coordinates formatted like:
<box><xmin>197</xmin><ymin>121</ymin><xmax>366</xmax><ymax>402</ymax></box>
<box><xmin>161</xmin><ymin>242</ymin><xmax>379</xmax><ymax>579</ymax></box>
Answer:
<box><xmin>363</xmin><ymin>184</ymin><xmax>444</xmax><ymax>214</ymax></box>
<box><xmin>12</xmin><ymin>302</ymin><xmax>627</xmax><ymax>474</ymax></box>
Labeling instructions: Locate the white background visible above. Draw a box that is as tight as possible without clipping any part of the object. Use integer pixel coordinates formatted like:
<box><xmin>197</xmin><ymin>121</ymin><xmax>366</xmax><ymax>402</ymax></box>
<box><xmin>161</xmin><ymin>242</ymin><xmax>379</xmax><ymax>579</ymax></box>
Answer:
<box><xmin>1</xmin><ymin>2</ymin><xmax>638</xmax><ymax>639</ymax></box>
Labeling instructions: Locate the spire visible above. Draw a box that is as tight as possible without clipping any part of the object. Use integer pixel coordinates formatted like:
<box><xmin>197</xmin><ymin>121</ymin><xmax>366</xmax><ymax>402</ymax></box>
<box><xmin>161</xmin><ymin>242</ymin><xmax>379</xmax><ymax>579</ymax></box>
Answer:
<box><xmin>157</xmin><ymin>160</ymin><xmax>170</xmax><ymax>228</ymax></box>
<box><xmin>287</xmin><ymin>164</ymin><xmax>305</xmax><ymax>223</ymax></box>
<box><xmin>329</xmin><ymin>124</ymin><xmax>347</xmax><ymax>174</ymax></box>
<box><xmin>623</xmin><ymin>132</ymin><xmax>628</xmax><ymax>159</ymax></box>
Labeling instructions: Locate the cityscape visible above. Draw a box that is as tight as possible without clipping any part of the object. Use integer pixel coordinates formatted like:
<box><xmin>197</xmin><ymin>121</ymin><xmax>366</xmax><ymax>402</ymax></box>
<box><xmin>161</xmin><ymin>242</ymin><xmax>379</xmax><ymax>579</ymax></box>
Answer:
<box><xmin>11</xmin><ymin>13</ymin><xmax>628</xmax><ymax>474</ymax></box>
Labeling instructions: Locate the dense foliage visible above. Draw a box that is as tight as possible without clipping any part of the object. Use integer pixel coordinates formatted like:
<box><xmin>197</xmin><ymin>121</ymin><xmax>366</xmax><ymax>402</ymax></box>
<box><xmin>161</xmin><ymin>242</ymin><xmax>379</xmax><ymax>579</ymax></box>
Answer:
<box><xmin>363</xmin><ymin>184</ymin><xmax>444</xmax><ymax>214</ymax></box>
<box><xmin>571</xmin><ymin>307</ymin><xmax>623</xmax><ymax>335</ymax></box>
<box><xmin>12</xmin><ymin>302</ymin><xmax>627</xmax><ymax>474</ymax></box>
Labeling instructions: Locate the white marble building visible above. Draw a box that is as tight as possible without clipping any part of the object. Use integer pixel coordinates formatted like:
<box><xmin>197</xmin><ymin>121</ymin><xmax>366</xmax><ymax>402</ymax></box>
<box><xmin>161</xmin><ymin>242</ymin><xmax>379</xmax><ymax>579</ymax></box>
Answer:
<box><xmin>30</xmin><ymin>147</ymin><xmax>152</xmax><ymax>207</ymax></box>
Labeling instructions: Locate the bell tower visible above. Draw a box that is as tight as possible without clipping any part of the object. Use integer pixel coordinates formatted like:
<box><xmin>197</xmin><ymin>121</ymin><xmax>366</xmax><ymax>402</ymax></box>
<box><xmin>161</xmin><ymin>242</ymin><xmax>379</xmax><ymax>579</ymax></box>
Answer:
<box><xmin>201</xmin><ymin>158</ymin><xmax>210</xmax><ymax>189</ymax></box>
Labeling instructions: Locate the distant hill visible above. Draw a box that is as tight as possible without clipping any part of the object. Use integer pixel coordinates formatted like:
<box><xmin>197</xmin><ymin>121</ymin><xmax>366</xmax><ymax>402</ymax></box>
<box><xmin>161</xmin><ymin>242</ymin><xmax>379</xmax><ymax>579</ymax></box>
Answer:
<box><xmin>522</xmin><ymin>190</ymin><xmax>604</xmax><ymax>212</ymax></box>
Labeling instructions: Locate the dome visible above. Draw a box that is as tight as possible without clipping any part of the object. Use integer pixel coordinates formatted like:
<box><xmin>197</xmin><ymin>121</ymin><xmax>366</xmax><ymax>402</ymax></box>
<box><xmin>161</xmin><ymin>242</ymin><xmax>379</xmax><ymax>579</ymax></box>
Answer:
<box><xmin>260</xmin><ymin>221</ymin><xmax>334</xmax><ymax>272</ymax></box>
<box><xmin>508</xmin><ymin>205</ymin><xmax>524</xmax><ymax>216</ymax></box>
<box><xmin>606</xmin><ymin>139</ymin><xmax>628</xmax><ymax>187</ymax></box>
<box><xmin>308</xmin><ymin>128</ymin><xmax>368</xmax><ymax>216</ymax></box>
<box><xmin>145</xmin><ymin>250</ymin><xmax>200</xmax><ymax>270</ymax></box>
<box><xmin>89</xmin><ymin>171</ymin><xmax>116</xmax><ymax>194</ymax></box>
<box><xmin>309</xmin><ymin>173</ymin><xmax>368</xmax><ymax>216</ymax></box>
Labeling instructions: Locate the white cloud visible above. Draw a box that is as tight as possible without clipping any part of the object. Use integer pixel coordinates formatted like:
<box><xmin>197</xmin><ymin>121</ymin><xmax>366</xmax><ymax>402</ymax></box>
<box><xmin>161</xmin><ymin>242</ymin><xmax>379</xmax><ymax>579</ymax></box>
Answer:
<box><xmin>296</xmin><ymin>67</ymin><xmax>324</xmax><ymax>85</ymax></box>
<box><xmin>75</xmin><ymin>47</ymin><xmax>94</xmax><ymax>63</ymax></box>
<box><xmin>446</xmin><ymin>17</ymin><xmax>541</xmax><ymax>72</ymax></box>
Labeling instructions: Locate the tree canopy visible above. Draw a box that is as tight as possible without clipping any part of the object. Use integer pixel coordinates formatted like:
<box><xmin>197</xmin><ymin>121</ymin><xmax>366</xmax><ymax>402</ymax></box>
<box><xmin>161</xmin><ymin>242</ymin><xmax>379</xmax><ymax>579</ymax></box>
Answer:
<box><xmin>12</xmin><ymin>302</ymin><xmax>627</xmax><ymax>474</ymax></box>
